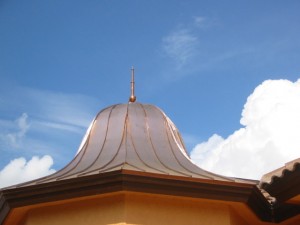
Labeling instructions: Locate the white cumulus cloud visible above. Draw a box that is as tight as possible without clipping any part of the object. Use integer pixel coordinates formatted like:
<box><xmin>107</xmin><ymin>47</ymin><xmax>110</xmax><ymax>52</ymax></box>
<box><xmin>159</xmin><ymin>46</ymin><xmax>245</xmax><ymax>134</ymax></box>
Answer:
<box><xmin>0</xmin><ymin>155</ymin><xmax>55</xmax><ymax>188</ymax></box>
<box><xmin>190</xmin><ymin>79</ymin><xmax>300</xmax><ymax>180</ymax></box>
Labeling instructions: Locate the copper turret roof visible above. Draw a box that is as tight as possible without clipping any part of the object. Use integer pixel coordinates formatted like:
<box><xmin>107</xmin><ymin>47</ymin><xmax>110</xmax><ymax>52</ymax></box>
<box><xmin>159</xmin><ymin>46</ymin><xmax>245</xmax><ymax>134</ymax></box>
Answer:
<box><xmin>13</xmin><ymin>102</ymin><xmax>236</xmax><ymax>187</ymax></box>
<box><xmin>2</xmin><ymin>101</ymin><xmax>289</xmax><ymax>224</ymax></box>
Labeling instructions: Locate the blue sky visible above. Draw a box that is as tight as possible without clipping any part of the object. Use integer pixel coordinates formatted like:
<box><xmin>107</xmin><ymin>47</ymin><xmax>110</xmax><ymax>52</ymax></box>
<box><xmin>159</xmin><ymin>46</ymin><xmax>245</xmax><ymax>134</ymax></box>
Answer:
<box><xmin>1</xmin><ymin>1</ymin><xmax>300</xmax><ymax>185</ymax></box>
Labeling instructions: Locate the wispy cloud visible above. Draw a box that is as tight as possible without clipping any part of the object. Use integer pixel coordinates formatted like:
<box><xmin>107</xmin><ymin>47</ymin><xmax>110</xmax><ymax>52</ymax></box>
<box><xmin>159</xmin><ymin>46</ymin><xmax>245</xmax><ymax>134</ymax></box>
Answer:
<box><xmin>161</xmin><ymin>16</ymin><xmax>218</xmax><ymax>71</ymax></box>
<box><xmin>0</xmin><ymin>85</ymin><xmax>100</xmax><ymax>135</ymax></box>
<box><xmin>162</xmin><ymin>29</ymin><xmax>199</xmax><ymax>69</ymax></box>
<box><xmin>194</xmin><ymin>16</ymin><xmax>206</xmax><ymax>27</ymax></box>
<box><xmin>23</xmin><ymin>87</ymin><xmax>99</xmax><ymax>128</ymax></box>
<box><xmin>193</xmin><ymin>16</ymin><xmax>213</xmax><ymax>29</ymax></box>
<box><xmin>0</xmin><ymin>113</ymin><xmax>30</xmax><ymax>148</ymax></box>
<box><xmin>160</xmin><ymin>16</ymin><xmax>261</xmax><ymax>80</ymax></box>
<box><xmin>34</xmin><ymin>120</ymin><xmax>83</xmax><ymax>134</ymax></box>
<box><xmin>190</xmin><ymin>79</ymin><xmax>300</xmax><ymax>179</ymax></box>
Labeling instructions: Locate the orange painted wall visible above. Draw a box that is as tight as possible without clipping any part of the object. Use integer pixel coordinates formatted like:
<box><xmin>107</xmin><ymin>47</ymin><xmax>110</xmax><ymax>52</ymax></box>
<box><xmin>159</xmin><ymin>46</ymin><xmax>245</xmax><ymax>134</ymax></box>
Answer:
<box><xmin>12</xmin><ymin>192</ymin><xmax>300</xmax><ymax>225</ymax></box>
<box><xmin>24</xmin><ymin>194</ymin><xmax>125</xmax><ymax>225</ymax></box>
<box><xmin>124</xmin><ymin>193</ymin><xmax>232</xmax><ymax>225</ymax></box>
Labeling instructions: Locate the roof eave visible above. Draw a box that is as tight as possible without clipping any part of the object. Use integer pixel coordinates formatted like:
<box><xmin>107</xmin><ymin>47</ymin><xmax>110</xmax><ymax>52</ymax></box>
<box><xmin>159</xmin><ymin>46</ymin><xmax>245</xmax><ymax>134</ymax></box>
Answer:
<box><xmin>0</xmin><ymin>169</ymin><xmax>272</xmax><ymax>224</ymax></box>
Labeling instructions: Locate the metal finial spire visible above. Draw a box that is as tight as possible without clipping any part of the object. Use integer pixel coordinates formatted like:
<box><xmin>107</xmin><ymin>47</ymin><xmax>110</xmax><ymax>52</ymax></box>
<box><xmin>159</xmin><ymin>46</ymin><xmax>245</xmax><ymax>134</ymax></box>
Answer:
<box><xmin>129</xmin><ymin>66</ymin><xmax>136</xmax><ymax>102</ymax></box>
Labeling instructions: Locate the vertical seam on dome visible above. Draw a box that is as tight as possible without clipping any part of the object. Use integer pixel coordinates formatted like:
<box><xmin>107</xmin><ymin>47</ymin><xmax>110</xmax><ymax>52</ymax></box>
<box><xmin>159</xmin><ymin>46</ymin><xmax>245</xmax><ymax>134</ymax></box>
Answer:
<box><xmin>123</xmin><ymin>103</ymin><xmax>129</xmax><ymax>168</ymax></box>
<box><xmin>152</xmin><ymin>104</ymin><xmax>216</xmax><ymax>179</ymax></box>
<box><xmin>79</xmin><ymin>104</ymin><xmax>129</xmax><ymax>175</ymax></box>
<box><xmin>141</xmin><ymin>104</ymin><xmax>181</xmax><ymax>175</ymax></box>
<box><xmin>77</xmin><ymin>104</ymin><xmax>123</xmax><ymax>175</ymax></box>
<box><xmin>163</xmin><ymin>115</ymin><xmax>218</xmax><ymax>179</ymax></box>
<box><xmin>93</xmin><ymin>104</ymin><xmax>128</xmax><ymax>172</ymax></box>
<box><xmin>126</xmin><ymin>103</ymin><xmax>167</xmax><ymax>174</ymax></box>
<box><xmin>144</xmin><ymin>105</ymin><xmax>191</xmax><ymax>176</ymax></box>
<box><xmin>55</xmin><ymin>105</ymin><xmax>118</xmax><ymax>180</ymax></box>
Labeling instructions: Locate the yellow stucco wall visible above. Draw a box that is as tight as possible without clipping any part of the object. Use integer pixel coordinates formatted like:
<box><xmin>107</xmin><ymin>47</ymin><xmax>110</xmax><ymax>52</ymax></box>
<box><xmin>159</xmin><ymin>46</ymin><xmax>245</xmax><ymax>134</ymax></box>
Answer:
<box><xmin>124</xmin><ymin>193</ymin><xmax>232</xmax><ymax>225</ymax></box>
<box><xmin>24</xmin><ymin>194</ymin><xmax>125</xmax><ymax>225</ymax></box>
<box><xmin>21</xmin><ymin>192</ymin><xmax>243</xmax><ymax>225</ymax></box>
<box><xmin>11</xmin><ymin>191</ymin><xmax>300</xmax><ymax>225</ymax></box>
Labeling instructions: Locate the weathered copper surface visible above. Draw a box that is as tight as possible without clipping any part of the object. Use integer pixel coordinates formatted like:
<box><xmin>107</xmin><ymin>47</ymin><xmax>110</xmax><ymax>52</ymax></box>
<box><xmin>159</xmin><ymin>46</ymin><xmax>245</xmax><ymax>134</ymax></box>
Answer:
<box><xmin>14</xmin><ymin>102</ymin><xmax>236</xmax><ymax>187</ymax></box>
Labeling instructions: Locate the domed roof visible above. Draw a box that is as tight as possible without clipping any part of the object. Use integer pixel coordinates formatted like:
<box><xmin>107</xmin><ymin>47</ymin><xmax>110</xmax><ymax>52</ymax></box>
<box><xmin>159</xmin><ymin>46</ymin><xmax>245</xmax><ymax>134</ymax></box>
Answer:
<box><xmin>15</xmin><ymin>102</ymin><xmax>234</xmax><ymax>187</ymax></box>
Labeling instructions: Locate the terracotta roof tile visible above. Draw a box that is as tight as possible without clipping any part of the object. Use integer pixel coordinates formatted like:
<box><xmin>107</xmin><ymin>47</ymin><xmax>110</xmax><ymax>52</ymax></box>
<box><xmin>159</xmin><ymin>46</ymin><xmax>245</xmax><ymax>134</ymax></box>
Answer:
<box><xmin>260</xmin><ymin>158</ymin><xmax>300</xmax><ymax>188</ymax></box>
